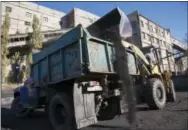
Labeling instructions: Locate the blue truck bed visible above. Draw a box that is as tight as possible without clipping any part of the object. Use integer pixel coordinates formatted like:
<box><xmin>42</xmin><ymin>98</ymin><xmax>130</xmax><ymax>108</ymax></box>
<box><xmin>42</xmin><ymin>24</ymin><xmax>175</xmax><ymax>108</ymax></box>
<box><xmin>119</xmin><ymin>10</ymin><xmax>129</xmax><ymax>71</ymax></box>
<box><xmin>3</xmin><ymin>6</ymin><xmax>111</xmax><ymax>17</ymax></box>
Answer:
<box><xmin>32</xmin><ymin>25</ymin><xmax>116</xmax><ymax>87</ymax></box>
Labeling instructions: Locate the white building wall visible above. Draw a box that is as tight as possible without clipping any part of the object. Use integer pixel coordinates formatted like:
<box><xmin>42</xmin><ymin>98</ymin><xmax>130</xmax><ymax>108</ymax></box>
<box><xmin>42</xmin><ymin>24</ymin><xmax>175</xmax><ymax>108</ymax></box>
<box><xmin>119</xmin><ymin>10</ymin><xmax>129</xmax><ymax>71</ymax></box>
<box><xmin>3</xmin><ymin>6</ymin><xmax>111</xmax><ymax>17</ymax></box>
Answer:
<box><xmin>73</xmin><ymin>8</ymin><xmax>99</xmax><ymax>27</ymax></box>
<box><xmin>60</xmin><ymin>8</ymin><xmax>100</xmax><ymax>29</ymax></box>
<box><xmin>1</xmin><ymin>2</ymin><xmax>65</xmax><ymax>34</ymax></box>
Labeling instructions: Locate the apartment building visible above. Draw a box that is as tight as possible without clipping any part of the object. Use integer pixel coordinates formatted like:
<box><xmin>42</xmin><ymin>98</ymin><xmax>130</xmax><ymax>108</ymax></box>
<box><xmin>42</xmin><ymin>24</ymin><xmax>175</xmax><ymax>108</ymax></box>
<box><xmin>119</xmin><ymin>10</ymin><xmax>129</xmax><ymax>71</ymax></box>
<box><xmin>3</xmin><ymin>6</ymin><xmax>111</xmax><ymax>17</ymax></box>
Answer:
<box><xmin>1</xmin><ymin>2</ymin><xmax>65</xmax><ymax>34</ymax></box>
<box><xmin>1</xmin><ymin>2</ymin><xmax>66</xmax><ymax>80</ymax></box>
<box><xmin>128</xmin><ymin>10</ymin><xmax>176</xmax><ymax>72</ymax></box>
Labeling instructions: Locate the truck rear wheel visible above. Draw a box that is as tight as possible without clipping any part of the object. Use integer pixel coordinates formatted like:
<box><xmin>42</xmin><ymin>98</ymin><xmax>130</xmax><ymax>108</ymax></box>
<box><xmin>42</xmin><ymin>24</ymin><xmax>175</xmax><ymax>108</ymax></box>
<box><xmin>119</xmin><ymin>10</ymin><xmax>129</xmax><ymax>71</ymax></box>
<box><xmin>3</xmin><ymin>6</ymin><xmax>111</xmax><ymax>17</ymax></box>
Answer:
<box><xmin>48</xmin><ymin>93</ymin><xmax>75</xmax><ymax>130</ymax></box>
<box><xmin>145</xmin><ymin>78</ymin><xmax>166</xmax><ymax>109</ymax></box>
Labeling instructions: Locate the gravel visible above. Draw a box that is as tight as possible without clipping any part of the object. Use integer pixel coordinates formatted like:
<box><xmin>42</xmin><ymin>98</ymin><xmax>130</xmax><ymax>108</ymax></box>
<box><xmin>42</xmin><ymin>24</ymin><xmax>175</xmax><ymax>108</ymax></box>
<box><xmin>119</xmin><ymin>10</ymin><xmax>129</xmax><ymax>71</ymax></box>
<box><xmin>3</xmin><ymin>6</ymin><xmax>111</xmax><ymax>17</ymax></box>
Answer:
<box><xmin>1</xmin><ymin>92</ymin><xmax>188</xmax><ymax>130</ymax></box>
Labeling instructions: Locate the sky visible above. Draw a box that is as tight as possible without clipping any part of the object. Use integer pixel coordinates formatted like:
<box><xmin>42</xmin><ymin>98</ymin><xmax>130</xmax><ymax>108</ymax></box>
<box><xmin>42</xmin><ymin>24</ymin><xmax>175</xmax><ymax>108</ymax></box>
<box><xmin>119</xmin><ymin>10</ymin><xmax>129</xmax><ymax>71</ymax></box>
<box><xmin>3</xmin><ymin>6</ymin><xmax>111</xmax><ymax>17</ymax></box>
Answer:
<box><xmin>35</xmin><ymin>2</ymin><xmax>188</xmax><ymax>44</ymax></box>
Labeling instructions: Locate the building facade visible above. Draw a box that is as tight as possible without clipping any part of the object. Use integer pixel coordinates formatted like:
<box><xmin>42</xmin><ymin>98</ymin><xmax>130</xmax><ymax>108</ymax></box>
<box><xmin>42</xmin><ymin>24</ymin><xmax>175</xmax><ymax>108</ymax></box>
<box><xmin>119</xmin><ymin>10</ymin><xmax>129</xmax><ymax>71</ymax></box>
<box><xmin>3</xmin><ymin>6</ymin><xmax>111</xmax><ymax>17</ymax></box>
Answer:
<box><xmin>60</xmin><ymin>8</ymin><xmax>100</xmax><ymax>29</ymax></box>
<box><xmin>1</xmin><ymin>2</ymin><xmax>65</xmax><ymax>34</ymax></box>
<box><xmin>127</xmin><ymin>10</ymin><xmax>180</xmax><ymax>72</ymax></box>
<box><xmin>1</xmin><ymin>2</ymin><xmax>66</xmax><ymax>81</ymax></box>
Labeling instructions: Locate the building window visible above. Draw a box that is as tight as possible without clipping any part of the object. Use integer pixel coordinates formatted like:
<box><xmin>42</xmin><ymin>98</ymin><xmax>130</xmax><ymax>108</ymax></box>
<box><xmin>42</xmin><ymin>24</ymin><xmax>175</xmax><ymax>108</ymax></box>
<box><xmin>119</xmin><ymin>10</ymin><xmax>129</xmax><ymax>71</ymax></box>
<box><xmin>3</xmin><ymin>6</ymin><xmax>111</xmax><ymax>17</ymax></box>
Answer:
<box><xmin>25</xmin><ymin>21</ymin><xmax>31</xmax><ymax>26</ymax></box>
<box><xmin>131</xmin><ymin>21</ymin><xmax>137</xmax><ymax>29</ymax></box>
<box><xmin>142</xmin><ymin>32</ymin><xmax>146</xmax><ymax>39</ymax></box>
<box><xmin>156</xmin><ymin>38</ymin><xmax>159</xmax><ymax>44</ymax></box>
<box><xmin>154</xmin><ymin>38</ymin><xmax>157</xmax><ymax>44</ymax></box>
<box><xmin>166</xmin><ymin>44</ymin><xmax>169</xmax><ymax>50</ymax></box>
<box><xmin>159</xmin><ymin>40</ymin><xmax>162</xmax><ymax>46</ymax></box>
<box><xmin>150</xmin><ymin>25</ymin><xmax>153</xmax><ymax>32</ymax></box>
<box><xmin>158</xmin><ymin>30</ymin><xmax>160</xmax><ymax>36</ymax></box>
<box><xmin>43</xmin><ymin>17</ymin><xmax>48</xmax><ymax>22</ymax></box>
<box><xmin>160</xmin><ymin>40</ymin><xmax>162</xmax><ymax>45</ymax></box>
<box><xmin>141</xmin><ymin>21</ymin><xmax>144</xmax><ymax>27</ymax></box>
<box><xmin>5</xmin><ymin>6</ymin><xmax>12</xmax><ymax>13</ymax></box>
<box><xmin>163</xmin><ymin>41</ymin><xmax>166</xmax><ymax>47</ymax></box>
<box><xmin>145</xmin><ymin>23</ymin><xmax>148</xmax><ymax>29</ymax></box>
<box><xmin>155</xmin><ymin>28</ymin><xmax>158</xmax><ymax>33</ymax></box>
<box><xmin>26</xmin><ymin>12</ymin><xmax>32</xmax><ymax>18</ymax></box>
<box><xmin>147</xmin><ymin>34</ymin><xmax>151</xmax><ymax>41</ymax></box>
<box><xmin>151</xmin><ymin>37</ymin><xmax>154</xmax><ymax>43</ymax></box>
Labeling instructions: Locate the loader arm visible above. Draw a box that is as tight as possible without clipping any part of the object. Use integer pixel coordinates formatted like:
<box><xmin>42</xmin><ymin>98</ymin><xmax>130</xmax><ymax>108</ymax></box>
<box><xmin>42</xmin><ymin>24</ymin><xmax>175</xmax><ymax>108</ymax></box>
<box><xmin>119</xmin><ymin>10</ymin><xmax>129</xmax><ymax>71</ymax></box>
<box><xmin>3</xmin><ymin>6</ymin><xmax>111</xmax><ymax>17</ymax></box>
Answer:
<box><xmin>121</xmin><ymin>40</ymin><xmax>161</xmax><ymax>76</ymax></box>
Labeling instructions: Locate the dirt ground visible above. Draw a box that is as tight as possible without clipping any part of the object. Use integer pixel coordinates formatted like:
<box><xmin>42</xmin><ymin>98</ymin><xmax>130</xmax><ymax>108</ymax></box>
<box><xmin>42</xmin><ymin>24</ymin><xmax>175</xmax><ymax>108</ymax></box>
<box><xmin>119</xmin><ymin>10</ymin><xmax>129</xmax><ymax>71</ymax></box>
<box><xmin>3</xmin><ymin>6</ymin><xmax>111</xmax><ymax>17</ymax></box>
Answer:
<box><xmin>1</xmin><ymin>92</ymin><xmax>188</xmax><ymax>130</ymax></box>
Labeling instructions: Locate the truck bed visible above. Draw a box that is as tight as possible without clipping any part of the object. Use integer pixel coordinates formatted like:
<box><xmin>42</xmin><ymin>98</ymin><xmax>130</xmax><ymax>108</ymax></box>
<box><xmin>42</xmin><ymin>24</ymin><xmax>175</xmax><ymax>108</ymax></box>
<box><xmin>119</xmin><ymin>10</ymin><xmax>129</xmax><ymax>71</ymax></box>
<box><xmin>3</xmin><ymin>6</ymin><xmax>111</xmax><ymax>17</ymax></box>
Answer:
<box><xmin>32</xmin><ymin>25</ymin><xmax>117</xmax><ymax>86</ymax></box>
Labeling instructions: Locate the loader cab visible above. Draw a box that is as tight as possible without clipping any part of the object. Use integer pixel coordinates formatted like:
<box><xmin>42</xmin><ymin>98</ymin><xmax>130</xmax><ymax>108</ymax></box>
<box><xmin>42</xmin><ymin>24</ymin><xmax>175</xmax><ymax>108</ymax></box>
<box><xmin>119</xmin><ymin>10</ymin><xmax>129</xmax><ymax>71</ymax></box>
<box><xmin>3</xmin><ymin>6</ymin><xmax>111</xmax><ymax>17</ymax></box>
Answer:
<box><xmin>125</xmin><ymin>47</ymin><xmax>140</xmax><ymax>75</ymax></box>
<box><xmin>142</xmin><ymin>47</ymin><xmax>162</xmax><ymax>66</ymax></box>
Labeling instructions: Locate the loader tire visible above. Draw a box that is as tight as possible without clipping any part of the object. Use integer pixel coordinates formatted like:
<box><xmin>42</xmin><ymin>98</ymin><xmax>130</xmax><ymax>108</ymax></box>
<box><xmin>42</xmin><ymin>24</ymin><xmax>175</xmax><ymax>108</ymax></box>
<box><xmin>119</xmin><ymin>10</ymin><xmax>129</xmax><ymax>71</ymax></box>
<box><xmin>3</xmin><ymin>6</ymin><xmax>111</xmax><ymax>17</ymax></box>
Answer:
<box><xmin>145</xmin><ymin>78</ymin><xmax>166</xmax><ymax>110</ymax></box>
<box><xmin>48</xmin><ymin>93</ymin><xmax>75</xmax><ymax>130</ymax></box>
<box><xmin>167</xmin><ymin>80</ymin><xmax>176</xmax><ymax>102</ymax></box>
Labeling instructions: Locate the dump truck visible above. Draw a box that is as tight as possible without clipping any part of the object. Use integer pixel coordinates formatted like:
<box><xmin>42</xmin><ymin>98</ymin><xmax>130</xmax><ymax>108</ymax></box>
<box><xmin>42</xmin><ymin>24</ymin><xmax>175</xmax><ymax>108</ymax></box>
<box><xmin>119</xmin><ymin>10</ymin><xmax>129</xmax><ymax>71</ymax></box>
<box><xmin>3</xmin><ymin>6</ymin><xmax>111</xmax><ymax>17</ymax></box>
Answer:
<box><xmin>11</xmin><ymin>8</ymin><xmax>176</xmax><ymax>130</ymax></box>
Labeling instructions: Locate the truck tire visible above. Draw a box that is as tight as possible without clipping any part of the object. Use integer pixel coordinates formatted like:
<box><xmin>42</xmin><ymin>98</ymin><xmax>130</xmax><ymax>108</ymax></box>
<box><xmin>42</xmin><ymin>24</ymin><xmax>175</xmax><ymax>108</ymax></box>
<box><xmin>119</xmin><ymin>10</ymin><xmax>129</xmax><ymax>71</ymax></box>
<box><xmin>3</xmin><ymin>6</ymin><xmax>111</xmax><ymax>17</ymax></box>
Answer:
<box><xmin>145</xmin><ymin>78</ymin><xmax>166</xmax><ymax>110</ymax></box>
<box><xmin>48</xmin><ymin>93</ymin><xmax>75</xmax><ymax>130</ymax></box>
<box><xmin>167</xmin><ymin>80</ymin><xmax>176</xmax><ymax>102</ymax></box>
<box><xmin>11</xmin><ymin>96</ymin><xmax>33</xmax><ymax>117</ymax></box>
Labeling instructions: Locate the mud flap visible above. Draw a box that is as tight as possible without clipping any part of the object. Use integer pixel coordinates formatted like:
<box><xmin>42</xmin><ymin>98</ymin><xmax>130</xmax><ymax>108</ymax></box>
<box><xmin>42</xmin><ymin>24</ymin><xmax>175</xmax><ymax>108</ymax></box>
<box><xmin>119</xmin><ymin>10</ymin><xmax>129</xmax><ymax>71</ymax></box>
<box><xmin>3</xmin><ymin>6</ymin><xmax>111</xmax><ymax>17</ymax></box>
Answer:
<box><xmin>73</xmin><ymin>82</ymin><xmax>97</xmax><ymax>129</ymax></box>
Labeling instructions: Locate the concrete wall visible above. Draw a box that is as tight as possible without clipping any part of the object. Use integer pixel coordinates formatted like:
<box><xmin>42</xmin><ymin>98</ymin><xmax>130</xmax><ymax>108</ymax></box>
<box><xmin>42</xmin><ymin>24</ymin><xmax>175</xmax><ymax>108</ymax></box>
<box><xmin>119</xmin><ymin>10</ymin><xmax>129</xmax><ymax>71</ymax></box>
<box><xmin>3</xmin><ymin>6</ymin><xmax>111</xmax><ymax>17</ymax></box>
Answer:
<box><xmin>1</xmin><ymin>2</ymin><xmax>65</xmax><ymax>34</ymax></box>
<box><xmin>60</xmin><ymin>8</ymin><xmax>100</xmax><ymax>29</ymax></box>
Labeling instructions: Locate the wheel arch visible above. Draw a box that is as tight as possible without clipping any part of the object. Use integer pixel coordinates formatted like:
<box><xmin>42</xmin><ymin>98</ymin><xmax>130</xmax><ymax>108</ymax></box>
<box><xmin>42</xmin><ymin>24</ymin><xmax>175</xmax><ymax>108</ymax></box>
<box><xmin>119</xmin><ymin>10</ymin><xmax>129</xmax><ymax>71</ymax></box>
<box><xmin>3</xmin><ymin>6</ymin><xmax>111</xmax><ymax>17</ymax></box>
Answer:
<box><xmin>46</xmin><ymin>79</ymin><xmax>97</xmax><ymax>129</ymax></box>
<box><xmin>45</xmin><ymin>79</ymin><xmax>75</xmax><ymax>104</ymax></box>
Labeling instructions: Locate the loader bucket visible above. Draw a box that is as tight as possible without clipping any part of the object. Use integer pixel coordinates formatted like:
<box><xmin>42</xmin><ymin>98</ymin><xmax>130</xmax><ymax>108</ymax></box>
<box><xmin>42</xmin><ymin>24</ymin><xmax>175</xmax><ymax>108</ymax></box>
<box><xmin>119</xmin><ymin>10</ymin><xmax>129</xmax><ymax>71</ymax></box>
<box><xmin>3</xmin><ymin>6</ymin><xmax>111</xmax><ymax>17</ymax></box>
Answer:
<box><xmin>87</xmin><ymin>7</ymin><xmax>132</xmax><ymax>41</ymax></box>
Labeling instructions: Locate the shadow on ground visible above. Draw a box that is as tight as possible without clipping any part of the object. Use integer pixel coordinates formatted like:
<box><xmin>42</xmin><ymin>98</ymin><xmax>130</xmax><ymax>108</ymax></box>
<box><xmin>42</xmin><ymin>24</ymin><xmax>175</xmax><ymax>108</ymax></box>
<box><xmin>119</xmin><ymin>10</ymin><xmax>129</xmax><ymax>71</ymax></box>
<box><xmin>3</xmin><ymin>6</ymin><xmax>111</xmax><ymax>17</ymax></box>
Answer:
<box><xmin>2</xmin><ymin>108</ymin><xmax>52</xmax><ymax>130</ymax></box>
<box><xmin>1</xmin><ymin>108</ymin><xmax>131</xmax><ymax>130</ymax></box>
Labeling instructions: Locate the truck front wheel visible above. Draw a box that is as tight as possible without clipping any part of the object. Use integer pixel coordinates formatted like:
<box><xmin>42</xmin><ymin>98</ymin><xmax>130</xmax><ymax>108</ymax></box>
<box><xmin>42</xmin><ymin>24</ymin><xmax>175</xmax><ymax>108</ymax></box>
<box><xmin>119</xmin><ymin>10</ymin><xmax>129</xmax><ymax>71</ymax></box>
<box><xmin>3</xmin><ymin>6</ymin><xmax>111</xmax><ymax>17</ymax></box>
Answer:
<box><xmin>11</xmin><ymin>96</ymin><xmax>33</xmax><ymax>117</ymax></box>
<box><xmin>144</xmin><ymin>78</ymin><xmax>166</xmax><ymax>109</ymax></box>
<box><xmin>48</xmin><ymin>93</ymin><xmax>75</xmax><ymax>130</ymax></box>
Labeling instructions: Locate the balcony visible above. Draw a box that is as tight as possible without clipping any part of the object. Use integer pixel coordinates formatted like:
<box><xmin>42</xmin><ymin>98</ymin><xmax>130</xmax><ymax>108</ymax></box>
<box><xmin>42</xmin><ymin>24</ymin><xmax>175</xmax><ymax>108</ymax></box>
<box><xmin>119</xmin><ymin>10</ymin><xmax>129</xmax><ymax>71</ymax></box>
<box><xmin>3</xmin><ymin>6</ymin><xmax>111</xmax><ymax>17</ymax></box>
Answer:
<box><xmin>6</xmin><ymin>29</ymin><xmax>72</xmax><ymax>48</ymax></box>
